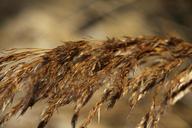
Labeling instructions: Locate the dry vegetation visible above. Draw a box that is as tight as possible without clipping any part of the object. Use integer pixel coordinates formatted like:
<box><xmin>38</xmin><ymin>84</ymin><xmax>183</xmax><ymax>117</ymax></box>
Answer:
<box><xmin>0</xmin><ymin>36</ymin><xmax>192</xmax><ymax>128</ymax></box>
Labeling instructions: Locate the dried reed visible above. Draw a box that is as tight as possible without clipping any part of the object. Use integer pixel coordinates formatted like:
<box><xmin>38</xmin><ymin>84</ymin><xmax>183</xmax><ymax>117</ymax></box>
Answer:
<box><xmin>0</xmin><ymin>36</ymin><xmax>192</xmax><ymax>128</ymax></box>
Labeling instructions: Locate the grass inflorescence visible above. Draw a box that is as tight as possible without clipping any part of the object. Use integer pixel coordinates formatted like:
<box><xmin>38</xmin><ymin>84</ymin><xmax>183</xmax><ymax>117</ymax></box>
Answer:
<box><xmin>0</xmin><ymin>36</ymin><xmax>192</xmax><ymax>128</ymax></box>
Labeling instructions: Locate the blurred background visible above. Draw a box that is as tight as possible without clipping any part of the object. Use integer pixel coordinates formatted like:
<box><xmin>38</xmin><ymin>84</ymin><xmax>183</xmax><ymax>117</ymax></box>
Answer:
<box><xmin>0</xmin><ymin>0</ymin><xmax>192</xmax><ymax>128</ymax></box>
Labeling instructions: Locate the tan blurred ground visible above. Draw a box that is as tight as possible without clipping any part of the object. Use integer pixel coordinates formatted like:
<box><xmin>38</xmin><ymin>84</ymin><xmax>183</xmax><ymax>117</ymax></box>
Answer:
<box><xmin>0</xmin><ymin>0</ymin><xmax>192</xmax><ymax>128</ymax></box>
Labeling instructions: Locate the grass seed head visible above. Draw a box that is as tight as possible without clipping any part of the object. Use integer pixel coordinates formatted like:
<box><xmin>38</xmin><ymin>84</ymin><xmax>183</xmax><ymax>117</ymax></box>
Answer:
<box><xmin>0</xmin><ymin>36</ymin><xmax>192</xmax><ymax>128</ymax></box>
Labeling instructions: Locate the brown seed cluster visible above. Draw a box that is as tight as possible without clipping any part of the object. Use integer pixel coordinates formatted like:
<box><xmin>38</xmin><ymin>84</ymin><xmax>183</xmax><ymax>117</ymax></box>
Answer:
<box><xmin>0</xmin><ymin>36</ymin><xmax>192</xmax><ymax>128</ymax></box>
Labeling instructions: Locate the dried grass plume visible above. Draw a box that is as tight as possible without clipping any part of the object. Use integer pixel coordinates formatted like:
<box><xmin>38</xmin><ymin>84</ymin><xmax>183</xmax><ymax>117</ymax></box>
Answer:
<box><xmin>0</xmin><ymin>36</ymin><xmax>192</xmax><ymax>128</ymax></box>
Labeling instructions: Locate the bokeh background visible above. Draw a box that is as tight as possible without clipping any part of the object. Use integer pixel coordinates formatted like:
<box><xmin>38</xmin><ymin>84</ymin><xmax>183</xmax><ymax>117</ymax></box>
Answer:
<box><xmin>0</xmin><ymin>0</ymin><xmax>192</xmax><ymax>128</ymax></box>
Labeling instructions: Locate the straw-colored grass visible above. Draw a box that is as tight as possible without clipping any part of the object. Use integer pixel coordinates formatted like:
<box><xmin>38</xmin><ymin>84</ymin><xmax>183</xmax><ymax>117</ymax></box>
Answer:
<box><xmin>0</xmin><ymin>36</ymin><xmax>192</xmax><ymax>128</ymax></box>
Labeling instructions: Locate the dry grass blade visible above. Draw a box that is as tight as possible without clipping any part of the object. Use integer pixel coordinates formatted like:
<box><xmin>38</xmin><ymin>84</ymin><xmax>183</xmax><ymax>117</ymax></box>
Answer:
<box><xmin>0</xmin><ymin>36</ymin><xmax>192</xmax><ymax>128</ymax></box>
